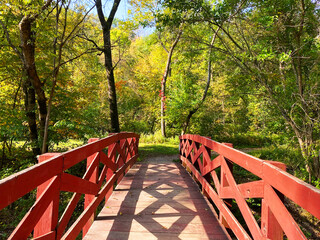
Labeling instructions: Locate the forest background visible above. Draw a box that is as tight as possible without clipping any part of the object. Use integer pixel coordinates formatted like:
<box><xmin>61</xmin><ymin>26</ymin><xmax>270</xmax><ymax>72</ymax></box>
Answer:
<box><xmin>1</xmin><ymin>0</ymin><xmax>320</xmax><ymax>187</ymax></box>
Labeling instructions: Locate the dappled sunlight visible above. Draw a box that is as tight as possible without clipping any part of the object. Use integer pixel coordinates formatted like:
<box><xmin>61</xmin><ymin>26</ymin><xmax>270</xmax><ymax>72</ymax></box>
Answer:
<box><xmin>84</xmin><ymin>162</ymin><xmax>229</xmax><ymax>239</ymax></box>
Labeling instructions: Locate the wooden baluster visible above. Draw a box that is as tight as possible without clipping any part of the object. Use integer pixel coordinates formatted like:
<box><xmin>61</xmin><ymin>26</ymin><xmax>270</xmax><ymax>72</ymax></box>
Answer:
<box><xmin>83</xmin><ymin>138</ymin><xmax>99</xmax><ymax>237</ymax></box>
<box><xmin>202</xmin><ymin>145</ymin><xmax>211</xmax><ymax>199</ymax></box>
<box><xmin>219</xmin><ymin>143</ymin><xmax>233</xmax><ymax>229</ymax></box>
<box><xmin>34</xmin><ymin>153</ymin><xmax>61</xmax><ymax>238</ymax></box>
<box><xmin>261</xmin><ymin>162</ymin><xmax>286</xmax><ymax>240</ymax></box>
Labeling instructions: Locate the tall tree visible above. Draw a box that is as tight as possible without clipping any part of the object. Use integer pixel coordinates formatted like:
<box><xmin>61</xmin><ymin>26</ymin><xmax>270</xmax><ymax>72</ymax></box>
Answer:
<box><xmin>96</xmin><ymin>0</ymin><xmax>121</xmax><ymax>133</ymax></box>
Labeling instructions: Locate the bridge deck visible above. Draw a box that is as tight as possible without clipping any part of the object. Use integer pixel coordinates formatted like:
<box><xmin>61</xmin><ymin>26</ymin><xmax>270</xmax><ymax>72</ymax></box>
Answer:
<box><xmin>84</xmin><ymin>157</ymin><xmax>230</xmax><ymax>240</ymax></box>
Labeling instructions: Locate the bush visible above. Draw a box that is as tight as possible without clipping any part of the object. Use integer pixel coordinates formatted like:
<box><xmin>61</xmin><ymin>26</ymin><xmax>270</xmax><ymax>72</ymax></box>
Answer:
<box><xmin>140</xmin><ymin>131</ymin><xmax>179</xmax><ymax>145</ymax></box>
<box><xmin>215</xmin><ymin>132</ymin><xmax>272</xmax><ymax>148</ymax></box>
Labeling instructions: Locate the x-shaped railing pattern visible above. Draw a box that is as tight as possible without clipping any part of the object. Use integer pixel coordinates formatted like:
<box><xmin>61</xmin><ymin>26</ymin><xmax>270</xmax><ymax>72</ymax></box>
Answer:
<box><xmin>0</xmin><ymin>132</ymin><xmax>139</xmax><ymax>240</ymax></box>
<box><xmin>179</xmin><ymin>134</ymin><xmax>320</xmax><ymax>240</ymax></box>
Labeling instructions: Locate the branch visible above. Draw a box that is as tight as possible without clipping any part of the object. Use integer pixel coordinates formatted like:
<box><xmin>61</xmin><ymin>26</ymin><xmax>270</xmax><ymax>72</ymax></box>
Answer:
<box><xmin>61</xmin><ymin>4</ymin><xmax>95</xmax><ymax>48</ymax></box>
<box><xmin>76</xmin><ymin>33</ymin><xmax>104</xmax><ymax>52</ymax></box>
<box><xmin>58</xmin><ymin>49</ymin><xmax>97</xmax><ymax>67</ymax></box>
<box><xmin>0</xmin><ymin>20</ymin><xmax>23</xmax><ymax>62</ymax></box>
<box><xmin>158</xmin><ymin>33</ymin><xmax>169</xmax><ymax>53</ymax></box>
<box><xmin>30</xmin><ymin>0</ymin><xmax>54</xmax><ymax>21</ymax></box>
<box><xmin>200</xmin><ymin>27</ymin><xmax>220</xmax><ymax>103</ymax></box>
<box><xmin>96</xmin><ymin>0</ymin><xmax>107</xmax><ymax>28</ymax></box>
<box><xmin>106</xmin><ymin>0</ymin><xmax>121</xmax><ymax>29</ymax></box>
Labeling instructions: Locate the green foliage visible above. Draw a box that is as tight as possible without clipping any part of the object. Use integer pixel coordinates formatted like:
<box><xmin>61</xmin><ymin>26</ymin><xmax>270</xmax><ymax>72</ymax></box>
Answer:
<box><xmin>140</xmin><ymin>131</ymin><xmax>179</xmax><ymax>145</ymax></box>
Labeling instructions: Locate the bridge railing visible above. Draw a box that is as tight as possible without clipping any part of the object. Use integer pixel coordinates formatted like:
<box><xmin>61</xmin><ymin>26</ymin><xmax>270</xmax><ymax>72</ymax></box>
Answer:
<box><xmin>179</xmin><ymin>134</ymin><xmax>320</xmax><ymax>240</ymax></box>
<box><xmin>0</xmin><ymin>132</ymin><xmax>139</xmax><ymax>240</ymax></box>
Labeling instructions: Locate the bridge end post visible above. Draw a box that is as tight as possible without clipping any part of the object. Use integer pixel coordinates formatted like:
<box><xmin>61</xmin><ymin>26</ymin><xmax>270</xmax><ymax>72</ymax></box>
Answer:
<box><xmin>261</xmin><ymin>161</ymin><xmax>286</xmax><ymax>240</ymax></box>
<box><xmin>34</xmin><ymin>153</ymin><xmax>61</xmax><ymax>239</ymax></box>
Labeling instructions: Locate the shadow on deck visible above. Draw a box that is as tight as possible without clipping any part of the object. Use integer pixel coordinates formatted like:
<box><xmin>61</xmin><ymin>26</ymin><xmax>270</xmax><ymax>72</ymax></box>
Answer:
<box><xmin>84</xmin><ymin>158</ymin><xmax>229</xmax><ymax>240</ymax></box>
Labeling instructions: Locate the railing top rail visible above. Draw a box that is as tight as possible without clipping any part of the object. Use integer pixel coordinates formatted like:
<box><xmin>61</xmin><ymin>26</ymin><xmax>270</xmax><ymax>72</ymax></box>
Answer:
<box><xmin>180</xmin><ymin>134</ymin><xmax>320</xmax><ymax>221</ymax></box>
<box><xmin>0</xmin><ymin>132</ymin><xmax>139</xmax><ymax>210</ymax></box>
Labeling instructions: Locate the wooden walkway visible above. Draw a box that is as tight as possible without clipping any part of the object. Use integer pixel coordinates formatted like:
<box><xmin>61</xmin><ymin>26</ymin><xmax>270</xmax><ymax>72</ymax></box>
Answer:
<box><xmin>84</xmin><ymin>157</ymin><xmax>230</xmax><ymax>240</ymax></box>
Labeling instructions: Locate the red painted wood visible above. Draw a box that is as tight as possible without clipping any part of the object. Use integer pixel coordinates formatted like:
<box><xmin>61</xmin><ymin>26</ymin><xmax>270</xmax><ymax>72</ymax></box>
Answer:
<box><xmin>105</xmin><ymin>141</ymin><xmax>116</xmax><ymax>207</ymax></box>
<box><xmin>62</xmin><ymin>175</ymin><xmax>117</xmax><ymax>240</ymax></box>
<box><xmin>180</xmin><ymin>134</ymin><xmax>320</xmax><ymax>240</ymax></box>
<box><xmin>9</xmin><ymin>177</ymin><xmax>60</xmax><ymax>240</ymax></box>
<box><xmin>83</xmin><ymin>138</ymin><xmax>100</xmax><ymax>237</ymax></box>
<box><xmin>0</xmin><ymin>155</ymin><xmax>63</xmax><ymax>209</ymax></box>
<box><xmin>180</xmin><ymin>135</ymin><xmax>320</xmax><ymax>219</ymax></box>
<box><xmin>180</xmin><ymin>155</ymin><xmax>250</xmax><ymax>239</ymax></box>
<box><xmin>261</xmin><ymin>199</ymin><xmax>283</xmax><ymax>240</ymax></box>
<box><xmin>57</xmin><ymin>148</ymin><xmax>102</xmax><ymax>239</ymax></box>
<box><xmin>61</xmin><ymin>173</ymin><xmax>99</xmax><ymax>195</ymax></box>
<box><xmin>220</xmin><ymin>181</ymin><xmax>265</xmax><ymax>199</ymax></box>
<box><xmin>57</xmin><ymin>192</ymin><xmax>82</xmax><ymax>239</ymax></box>
<box><xmin>262</xmin><ymin>162</ymin><xmax>320</xmax><ymax>219</ymax></box>
<box><xmin>0</xmin><ymin>132</ymin><xmax>139</xmax><ymax>240</ymax></box>
<box><xmin>34</xmin><ymin>153</ymin><xmax>61</xmax><ymax>238</ymax></box>
<box><xmin>33</xmin><ymin>231</ymin><xmax>55</xmax><ymax>240</ymax></box>
<box><xmin>211</xmin><ymin>170</ymin><xmax>221</xmax><ymax>194</ymax></box>
<box><xmin>62</xmin><ymin>133</ymin><xmax>139</xmax><ymax>170</ymax></box>
<box><xmin>62</xmin><ymin>155</ymin><xmax>138</xmax><ymax>240</ymax></box>
<box><xmin>99</xmin><ymin>151</ymin><xmax>117</xmax><ymax>171</ymax></box>
<box><xmin>264</xmin><ymin>184</ymin><xmax>307</xmax><ymax>240</ymax></box>
<box><xmin>221</xmin><ymin>159</ymin><xmax>263</xmax><ymax>239</ymax></box>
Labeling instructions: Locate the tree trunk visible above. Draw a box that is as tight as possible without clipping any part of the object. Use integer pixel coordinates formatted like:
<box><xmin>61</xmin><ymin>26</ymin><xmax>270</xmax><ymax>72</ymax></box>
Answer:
<box><xmin>19</xmin><ymin>16</ymin><xmax>48</xmax><ymax>151</ymax></box>
<box><xmin>160</xmin><ymin>30</ymin><xmax>182</xmax><ymax>137</ymax></box>
<box><xmin>104</xmin><ymin>30</ymin><xmax>120</xmax><ymax>133</ymax></box>
<box><xmin>23</xmin><ymin>77</ymin><xmax>41</xmax><ymax>156</ymax></box>
<box><xmin>96</xmin><ymin>0</ymin><xmax>120</xmax><ymax>133</ymax></box>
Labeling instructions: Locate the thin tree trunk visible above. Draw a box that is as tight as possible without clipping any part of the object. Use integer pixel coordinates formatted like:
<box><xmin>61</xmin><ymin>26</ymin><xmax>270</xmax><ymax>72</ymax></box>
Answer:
<box><xmin>160</xmin><ymin>30</ymin><xmax>182</xmax><ymax>137</ymax></box>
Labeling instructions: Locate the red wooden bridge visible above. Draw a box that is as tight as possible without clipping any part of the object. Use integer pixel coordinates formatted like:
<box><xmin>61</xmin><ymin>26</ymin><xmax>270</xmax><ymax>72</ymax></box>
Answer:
<box><xmin>0</xmin><ymin>132</ymin><xmax>319</xmax><ymax>239</ymax></box>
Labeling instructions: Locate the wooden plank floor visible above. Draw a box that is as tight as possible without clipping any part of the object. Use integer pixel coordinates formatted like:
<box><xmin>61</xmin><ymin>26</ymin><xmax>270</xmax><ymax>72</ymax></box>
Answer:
<box><xmin>84</xmin><ymin>157</ymin><xmax>230</xmax><ymax>240</ymax></box>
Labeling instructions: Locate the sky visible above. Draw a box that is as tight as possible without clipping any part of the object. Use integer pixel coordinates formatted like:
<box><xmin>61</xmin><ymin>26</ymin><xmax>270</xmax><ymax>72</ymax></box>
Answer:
<box><xmin>91</xmin><ymin>0</ymin><xmax>154</xmax><ymax>36</ymax></box>
<box><xmin>101</xmin><ymin>0</ymin><xmax>130</xmax><ymax>20</ymax></box>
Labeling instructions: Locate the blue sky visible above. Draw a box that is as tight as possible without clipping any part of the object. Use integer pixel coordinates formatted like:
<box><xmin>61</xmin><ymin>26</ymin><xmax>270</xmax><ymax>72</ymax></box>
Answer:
<box><xmin>101</xmin><ymin>0</ymin><xmax>130</xmax><ymax>20</ymax></box>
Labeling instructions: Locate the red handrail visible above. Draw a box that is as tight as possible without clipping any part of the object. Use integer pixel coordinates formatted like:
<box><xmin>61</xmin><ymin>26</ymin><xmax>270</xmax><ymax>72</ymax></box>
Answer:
<box><xmin>179</xmin><ymin>134</ymin><xmax>320</xmax><ymax>240</ymax></box>
<box><xmin>0</xmin><ymin>132</ymin><xmax>139</xmax><ymax>240</ymax></box>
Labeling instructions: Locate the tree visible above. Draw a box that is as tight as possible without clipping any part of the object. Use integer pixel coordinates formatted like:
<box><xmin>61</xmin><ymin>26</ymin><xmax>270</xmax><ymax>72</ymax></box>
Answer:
<box><xmin>159</xmin><ymin>28</ymin><xmax>182</xmax><ymax>137</ymax></box>
<box><xmin>95</xmin><ymin>0</ymin><xmax>121</xmax><ymax>133</ymax></box>
<box><xmin>1</xmin><ymin>0</ymin><xmax>54</xmax><ymax>155</ymax></box>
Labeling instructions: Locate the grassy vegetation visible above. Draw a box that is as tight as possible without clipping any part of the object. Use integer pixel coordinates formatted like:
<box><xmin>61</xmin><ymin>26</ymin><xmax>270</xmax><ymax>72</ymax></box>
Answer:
<box><xmin>138</xmin><ymin>131</ymin><xmax>179</xmax><ymax>161</ymax></box>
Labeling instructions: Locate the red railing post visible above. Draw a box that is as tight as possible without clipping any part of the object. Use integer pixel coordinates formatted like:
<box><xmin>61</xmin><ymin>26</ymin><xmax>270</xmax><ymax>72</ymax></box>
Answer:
<box><xmin>261</xmin><ymin>162</ymin><xmax>286</xmax><ymax>240</ymax></box>
<box><xmin>34</xmin><ymin>153</ymin><xmax>61</xmax><ymax>238</ymax></box>
<box><xmin>105</xmin><ymin>139</ymin><xmax>116</xmax><ymax>207</ymax></box>
<box><xmin>83</xmin><ymin>138</ymin><xmax>99</xmax><ymax>237</ymax></box>
<box><xmin>220</xmin><ymin>143</ymin><xmax>233</xmax><ymax>229</ymax></box>
<box><xmin>202</xmin><ymin>136</ymin><xmax>212</xmax><ymax>198</ymax></box>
